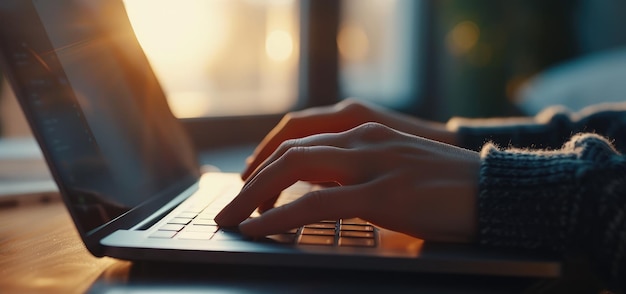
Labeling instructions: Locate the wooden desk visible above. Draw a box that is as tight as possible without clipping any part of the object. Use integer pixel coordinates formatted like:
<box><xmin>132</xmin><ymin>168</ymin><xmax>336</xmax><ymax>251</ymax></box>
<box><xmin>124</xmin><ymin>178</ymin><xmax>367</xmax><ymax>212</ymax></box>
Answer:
<box><xmin>0</xmin><ymin>201</ymin><xmax>130</xmax><ymax>293</ymax></box>
<box><xmin>0</xmin><ymin>200</ymin><xmax>598</xmax><ymax>294</ymax></box>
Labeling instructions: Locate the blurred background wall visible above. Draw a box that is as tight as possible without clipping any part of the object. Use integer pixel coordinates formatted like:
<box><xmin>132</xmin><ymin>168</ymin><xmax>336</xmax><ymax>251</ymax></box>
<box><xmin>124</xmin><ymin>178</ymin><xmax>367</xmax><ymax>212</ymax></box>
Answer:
<box><xmin>2</xmin><ymin>0</ymin><xmax>626</xmax><ymax>138</ymax></box>
<box><xmin>431</xmin><ymin>0</ymin><xmax>626</xmax><ymax>119</ymax></box>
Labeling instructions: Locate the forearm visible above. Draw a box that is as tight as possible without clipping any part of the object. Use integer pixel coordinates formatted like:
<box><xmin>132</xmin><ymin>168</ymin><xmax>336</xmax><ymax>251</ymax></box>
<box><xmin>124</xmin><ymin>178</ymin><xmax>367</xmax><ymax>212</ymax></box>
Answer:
<box><xmin>448</xmin><ymin>103</ymin><xmax>626</xmax><ymax>153</ymax></box>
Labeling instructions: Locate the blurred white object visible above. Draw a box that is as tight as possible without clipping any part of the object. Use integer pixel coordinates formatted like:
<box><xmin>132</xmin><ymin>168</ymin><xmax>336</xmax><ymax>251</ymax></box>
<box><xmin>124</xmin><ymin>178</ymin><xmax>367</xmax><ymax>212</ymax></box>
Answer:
<box><xmin>517</xmin><ymin>47</ymin><xmax>626</xmax><ymax>115</ymax></box>
<box><xmin>0</xmin><ymin>137</ymin><xmax>58</xmax><ymax>206</ymax></box>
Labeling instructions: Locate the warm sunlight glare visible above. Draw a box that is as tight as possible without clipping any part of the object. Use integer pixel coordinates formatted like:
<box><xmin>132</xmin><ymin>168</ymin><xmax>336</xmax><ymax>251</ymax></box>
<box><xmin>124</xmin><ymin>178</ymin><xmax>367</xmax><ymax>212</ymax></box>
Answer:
<box><xmin>265</xmin><ymin>30</ymin><xmax>293</xmax><ymax>62</ymax></box>
<box><xmin>124</xmin><ymin>0</ymin><xmax>227</xmax><ymax>65</ymax></box>
<box><xmin>123</xmin><ymin>0</ymin><xmax>228</xmax><ymax>117</ymax></box>
<box><xmin>123</xmin><ymin>0</ymin><xmax>299</xmax><ymax>117</ymax></box>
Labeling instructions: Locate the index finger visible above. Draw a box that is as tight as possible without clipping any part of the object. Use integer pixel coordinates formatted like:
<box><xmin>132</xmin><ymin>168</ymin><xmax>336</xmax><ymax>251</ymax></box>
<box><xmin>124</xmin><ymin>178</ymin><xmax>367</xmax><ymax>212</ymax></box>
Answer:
<box><xmin>238</xmin><ymin>186</ymin><xmax>364</xmax><ymax>237</ymax></box>
<box><xmin>216</xmin><ymin>145</ymin><xmax>358</xmax><ymax>227</ymax></box>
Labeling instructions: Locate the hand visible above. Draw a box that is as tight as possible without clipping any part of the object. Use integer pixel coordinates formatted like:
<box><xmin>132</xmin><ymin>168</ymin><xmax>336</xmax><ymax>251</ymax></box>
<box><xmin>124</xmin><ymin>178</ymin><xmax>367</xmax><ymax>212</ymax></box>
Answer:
<box><xmin>241</xmin><ymin>99</ymin><xmax>458</xmax><ymax>181</ymax></box>
<box><xmin>215</xmin><ymin>122</ymin><xmax>480</xmax><ymax>243</ymax></box>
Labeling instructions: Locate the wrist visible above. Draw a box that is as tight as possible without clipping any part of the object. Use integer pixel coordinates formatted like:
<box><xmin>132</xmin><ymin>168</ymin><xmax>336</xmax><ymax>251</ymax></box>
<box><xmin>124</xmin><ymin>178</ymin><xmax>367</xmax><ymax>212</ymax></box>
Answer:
<box><xmin>418</xmin><ymin>120</ymin><xmax>459</xmax><ymax>146</ymax></box>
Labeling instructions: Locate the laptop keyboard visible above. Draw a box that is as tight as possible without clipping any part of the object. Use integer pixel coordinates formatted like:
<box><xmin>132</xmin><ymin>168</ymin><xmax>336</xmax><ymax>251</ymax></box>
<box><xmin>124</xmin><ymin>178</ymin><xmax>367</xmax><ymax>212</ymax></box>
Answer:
<box><xmin>148</xmin><ymin>182</ymin><xmax>377</xmax><ymax>248</ymax></box>
<box><xmin>266</xmin><ymin>218</ymin><xmax>376</xmax><ymax>247</ymax></box>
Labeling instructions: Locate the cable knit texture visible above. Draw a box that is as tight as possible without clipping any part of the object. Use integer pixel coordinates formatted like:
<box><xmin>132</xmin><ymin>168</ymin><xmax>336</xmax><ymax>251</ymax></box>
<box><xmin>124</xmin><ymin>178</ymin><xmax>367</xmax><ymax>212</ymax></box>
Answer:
<box><xmin>478</xmin><ymin>134</ymin><xmax>626</xmax><ymax>290</ymax></box>
<box><xmin>452</xmin><ymin>104</ymin><xmax>626</xmax><ymax>291</ymax></box>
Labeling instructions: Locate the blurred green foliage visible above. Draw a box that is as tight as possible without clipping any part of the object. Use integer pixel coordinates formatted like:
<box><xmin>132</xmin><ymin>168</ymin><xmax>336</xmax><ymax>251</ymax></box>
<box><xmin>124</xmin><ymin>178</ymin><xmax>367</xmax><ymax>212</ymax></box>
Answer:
<box><xmin>433</xmin><ymin>0</ymin><xmax>578</xmax><ymax>119</ymax></box>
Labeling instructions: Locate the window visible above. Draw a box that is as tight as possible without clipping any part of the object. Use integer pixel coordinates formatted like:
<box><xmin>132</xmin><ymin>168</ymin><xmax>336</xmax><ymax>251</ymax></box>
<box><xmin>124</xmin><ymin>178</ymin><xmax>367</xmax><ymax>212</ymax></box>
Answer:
<box><xmin>122</xmin><ymin>0</ymin><xmax>429</xmax><ymax>149</ymax></box>
<box><xmin>123</xmin><ymin>0</ymin><xmax>426</xmax><ymax>119</ymax></box>
<box><xmin>124</xmin><ymin>0</ymin><xmax>300</xmax><ymax>118</ymax></box>
<box><xmin>1</xmin><ymin>1</ymin><xmax>428</xmax><ymax>148</ymax></box>
<box><xmin>338</xmin><ymin>0</ymin><xmax>423</xmax><ymax>110</ymax></box>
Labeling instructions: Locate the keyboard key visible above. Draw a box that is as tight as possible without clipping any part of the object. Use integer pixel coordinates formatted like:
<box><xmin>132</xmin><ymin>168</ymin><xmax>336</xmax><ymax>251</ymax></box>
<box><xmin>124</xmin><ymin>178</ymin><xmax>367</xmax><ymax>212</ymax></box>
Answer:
<box><xmin>177</xmin><ymin>231</ymin><xmax>214</xmax><ymax>240</ymax></box>
<box><xmin>149</xmin><ymin>230</ymin><xmax>177</xmax><ymax>239</ymax></box>
<box><xmin>196</xmin><ymin>214</ymin><xmax>217</xmax><ymax>220</ymax></box>
<box><xmin>192</xmin><ymin>219</ymin><xmax>218</xmax><ymax>226</ymax></box>
<box><xmin>340</xmin><ymin>231</ymin><xmax>374</xmax><ymax>238</ymax></box>
<box><xmin>159</xmin><ymin>224</ymin><xmax>185</xmax><ymax>232</ymax></box>
<box><xmin>341</xmin><ymin>218</ymin><xmax>369</xmax><ymax>225</ymax></box>
<box><xmin>299</xmin><ymin>235</ymin><xmax>334</xmax><ymax>246</ymax></box>
<box><xmin>304</xmin><ymin>223</ymin><xmax>336</xmax><ymax>229</ymax></box>
<box><xmin>339</xmin><ymin>237</ymin><xmax>375</xmax><ymax>247</ymax></box>
<box><xmin>183</xmin><ymin>225</ymin><xmax>218</xmax><ymax>233</ymax></box>
<box><xmin>301</xmin><ymin>228</ymin><xmax>335</xmax><ymax>236</ymax></box>
<box><xmin>177</xmin><ymin>212</ymin><xmax>198</xmax><ymax>219</ymax></box>
<box><xmin>340</xmin><ymin>224</ymin><xmax>373</xmax><ymax>232</ymax></box>
<box><xmin>167</xmin><ymin>218</ymin><xmax>192</xmax><ymax>225</ymax></box>
<box><xmin>200</xmin><ymin>208</ymin><xmax>222</xmax><ymax>217</ymax></box>
<box><xmin>184</xmin><ymin>206</ymin><xmax>205</xmax><ymax>214</ymax></box>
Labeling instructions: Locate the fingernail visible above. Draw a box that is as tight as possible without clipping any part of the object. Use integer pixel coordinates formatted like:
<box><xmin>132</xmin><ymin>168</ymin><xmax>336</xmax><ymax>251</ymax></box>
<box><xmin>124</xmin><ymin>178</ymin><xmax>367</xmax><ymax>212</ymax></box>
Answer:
<box><xmin>214</xmin><ymin>206</ymin><xmax>228</xmax><ymax>224</ymax></box>
<box><xmin>214</xmin><ymin>213</ymin><xmax>224</xmax><ymax>224</ymax></box>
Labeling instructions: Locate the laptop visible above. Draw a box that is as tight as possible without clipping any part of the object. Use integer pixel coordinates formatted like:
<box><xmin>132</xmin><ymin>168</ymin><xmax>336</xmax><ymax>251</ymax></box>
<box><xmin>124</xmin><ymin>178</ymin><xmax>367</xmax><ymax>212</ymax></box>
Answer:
<box><xmin>0</xmin><ymin>0</ymin><xmax>561</xmax><ymax>278</ymax></box>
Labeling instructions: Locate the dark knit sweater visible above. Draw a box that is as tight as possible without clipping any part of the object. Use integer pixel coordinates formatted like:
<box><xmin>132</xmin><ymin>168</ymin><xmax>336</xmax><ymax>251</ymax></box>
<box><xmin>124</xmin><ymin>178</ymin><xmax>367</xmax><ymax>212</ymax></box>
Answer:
<box><xmin>451</xmin><ymin>104</ymin><xmax>626</xmax><ymax>291</ymax></box>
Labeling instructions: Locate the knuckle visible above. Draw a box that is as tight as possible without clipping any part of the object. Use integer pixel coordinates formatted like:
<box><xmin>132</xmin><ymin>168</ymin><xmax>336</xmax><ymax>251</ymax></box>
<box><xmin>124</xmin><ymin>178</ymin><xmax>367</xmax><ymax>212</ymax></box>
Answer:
<box><xmin>281</xmin><ymin>145</ymin><xmax>308</xmax><ymax>162</ymax></box>
<box><xmin>280</xmin><ymin>111</ymin><xmax>305</xmax><ymax>129</ymax></box>
<box><xmin>283</xmin><ymin>109</ymin><xmax>304</xmax><ymax>121</ymax></box>
<box><xmin>301</xmin><ymin>190</ymin><xmax>333</xmax><ymax>215</ymax></box>
<box><xmin>337</xmin><ymin>99</ymin><xmax>369</xmax><ymax>116</ymax></box>
<box><xmin>282</xmin><ymin>111</ymin><xmax>295</xmax><ymax>121</ymax></box>
<box><xmin>337</xmin><ymin>98</ymin><xmax>361</xmax><ymax>110</ymax></box>
<box><xmin>360</xmin><ymin>121</ymin><xmax>386</xmax><ymax>129</ymax></box>
<box><xmin>355</xmin><ymin>122</ymin><xmax>392</xmax><ymax>141</ymax></box>
<box><xmin>278</xmin><ymin>138</ymin><xmax>300</xmax><ymax>151</ymax></box>
<box><xmin>278</xmin><ymin>112</ymin><xmax>295</xmax><ymax>127</ymax></box>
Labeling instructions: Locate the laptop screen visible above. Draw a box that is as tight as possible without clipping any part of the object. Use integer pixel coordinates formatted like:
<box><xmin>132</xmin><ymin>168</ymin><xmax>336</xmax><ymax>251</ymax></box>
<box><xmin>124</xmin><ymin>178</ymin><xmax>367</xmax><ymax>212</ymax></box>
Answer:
<box><xmin>0</xmin><ymin>0</ymin><xmax>200</xmax><ymax>235</ymax></box>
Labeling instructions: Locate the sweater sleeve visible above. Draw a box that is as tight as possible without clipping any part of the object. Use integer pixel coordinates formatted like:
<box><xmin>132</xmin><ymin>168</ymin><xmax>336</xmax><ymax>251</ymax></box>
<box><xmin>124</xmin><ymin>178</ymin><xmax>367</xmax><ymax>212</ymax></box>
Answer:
<box><xmin>478</xmin><ymin>133</ymin><xmax>626</xmax><ymax>291</ymax></box>
<box><xmin>449</xmin><ymin>103</ymin><xmax>626</xmax><ymax>153</ymax></box>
